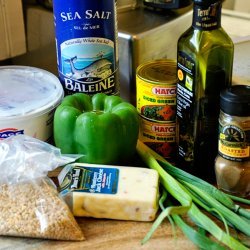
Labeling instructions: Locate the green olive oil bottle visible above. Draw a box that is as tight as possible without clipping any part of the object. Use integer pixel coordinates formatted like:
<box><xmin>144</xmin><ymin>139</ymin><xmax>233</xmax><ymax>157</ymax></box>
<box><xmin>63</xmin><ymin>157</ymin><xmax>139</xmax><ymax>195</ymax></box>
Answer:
<box><xmin>176</xmin><ymin>0</ymin><xmax>234</xmax><ymax>181</ymax></box>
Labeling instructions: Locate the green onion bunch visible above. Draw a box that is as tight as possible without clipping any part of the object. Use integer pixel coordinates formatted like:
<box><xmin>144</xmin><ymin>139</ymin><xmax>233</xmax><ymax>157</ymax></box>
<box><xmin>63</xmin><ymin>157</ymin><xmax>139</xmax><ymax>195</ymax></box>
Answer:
<box><xmin>136</xmin><ymin>140</ymin><xmax>250</xmax><ymax>250</ymax></box>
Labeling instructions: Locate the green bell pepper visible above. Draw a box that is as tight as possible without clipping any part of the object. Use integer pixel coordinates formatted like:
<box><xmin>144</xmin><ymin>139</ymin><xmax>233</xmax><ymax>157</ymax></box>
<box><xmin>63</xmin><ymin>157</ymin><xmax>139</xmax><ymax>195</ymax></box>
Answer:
<box><xmin>53</xmin><ymin>93</ymin><xmax>139</xmax><ymax>164</ymax></box>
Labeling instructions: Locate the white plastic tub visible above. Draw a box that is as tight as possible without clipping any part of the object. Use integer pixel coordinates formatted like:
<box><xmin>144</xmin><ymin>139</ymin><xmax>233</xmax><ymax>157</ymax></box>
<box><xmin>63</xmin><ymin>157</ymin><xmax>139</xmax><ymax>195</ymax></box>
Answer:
<box><xmin>0</xmin><ymin>66</ymin><xmax>64</xmax><ymax>142</ymax></box>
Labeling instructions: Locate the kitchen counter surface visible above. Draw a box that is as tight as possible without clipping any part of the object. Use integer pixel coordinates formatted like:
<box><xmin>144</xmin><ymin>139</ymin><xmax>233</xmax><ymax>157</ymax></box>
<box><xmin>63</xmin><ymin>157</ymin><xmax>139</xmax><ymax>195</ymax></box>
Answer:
<box><xmin>0</xmin><ymin>166</ymin><xmax>197</xmax><ymax>250</ymax></box>
<box><xmin>0</xmin><ymin>167</ymin><xmax>249</xmax><ymax>250</ymax></box>
<box><xmin>1</xmin><ymin>7</ymin><xmax>249</xmax><ymax>250</ymax></box>
<box><xmin>0</xmin><ymin>208</ymin><xmax>249</xmax><ymax>250</ymax></box>
<box><xmin>0</xmin><ymin>216</ymin><xmax>198</xmax><ymax>250</ymax></box>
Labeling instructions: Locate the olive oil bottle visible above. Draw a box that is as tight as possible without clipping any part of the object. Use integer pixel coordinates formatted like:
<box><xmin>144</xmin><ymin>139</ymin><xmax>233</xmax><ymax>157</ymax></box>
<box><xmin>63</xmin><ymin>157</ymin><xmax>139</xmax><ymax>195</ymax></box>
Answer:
<box><xmin>176</xmin><ymin>0</ymin><xmax>234</xmax><ymax>181</ymax></box>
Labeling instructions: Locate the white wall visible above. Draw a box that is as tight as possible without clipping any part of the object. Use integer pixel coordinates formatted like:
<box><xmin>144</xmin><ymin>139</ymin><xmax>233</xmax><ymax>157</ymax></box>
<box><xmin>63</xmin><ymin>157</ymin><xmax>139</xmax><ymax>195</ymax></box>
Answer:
<box><xmin>234</xmin><ymin>0</ymin><xmax>250</xmax><ymax>13</ymax></box>
<box><xmin>223</xmin><ymin>0</ymin><xmax>250</xmax><ymax>13</ymax></box>
<box><xmin>223</xmin><ymin>0</ymin><xmax>235</xmax><ymax>10</ymax></box>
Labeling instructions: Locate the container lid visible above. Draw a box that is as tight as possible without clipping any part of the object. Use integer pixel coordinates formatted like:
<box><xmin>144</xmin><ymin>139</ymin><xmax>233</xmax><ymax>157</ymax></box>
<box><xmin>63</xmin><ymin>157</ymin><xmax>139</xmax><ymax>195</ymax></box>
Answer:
<box><xmin>136</xmin><ymin>59</ymin><xmax>177</xmax><ymax>85</ymax></box>
<box><xmin>220</xmin><ymin>85</ymin><xmax>250</xmax><ymax>117</ymax></box>
<box><xmin>0</xmin><ymin>66</ymin><xmax>64</xmax><ymax>119</ymax></box>
<box><xmin>193</xmin><ymin>0</ymin><xmax>221</xmax><ymax>5</ymax></box>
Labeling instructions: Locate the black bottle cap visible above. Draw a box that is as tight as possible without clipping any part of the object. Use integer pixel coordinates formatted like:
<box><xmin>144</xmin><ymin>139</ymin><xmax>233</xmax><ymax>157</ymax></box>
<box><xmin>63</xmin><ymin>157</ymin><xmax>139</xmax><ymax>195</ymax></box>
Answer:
<box><xmin>193</xmin><ymin>0</ymin><xmax>221</xmax><ymax>5</ymax></box>
<box><xmin>220</xmin><ymin>85</ymin><xmax>250</xmax><ymax>117</ymax></box>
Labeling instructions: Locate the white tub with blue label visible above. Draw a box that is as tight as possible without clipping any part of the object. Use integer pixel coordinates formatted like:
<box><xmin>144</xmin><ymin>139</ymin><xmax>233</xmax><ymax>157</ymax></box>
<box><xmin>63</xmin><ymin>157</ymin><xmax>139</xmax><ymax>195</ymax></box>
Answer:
<box><xmin>0</xmin><ymin>66</ymin><xmax>64</xmax><ymax>142</ymax></box>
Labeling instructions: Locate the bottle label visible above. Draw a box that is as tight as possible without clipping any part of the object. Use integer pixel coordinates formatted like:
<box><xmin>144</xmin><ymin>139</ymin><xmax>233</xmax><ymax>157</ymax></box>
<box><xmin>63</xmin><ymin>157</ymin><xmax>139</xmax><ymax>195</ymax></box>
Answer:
<box><xmin>218</xmin><ymin>123</ymin><xmax>250</xmax><ymax>161</ymax></box>
<box><xmin>59</xmin><ymin>164</ymin><xmax>119</xmax><ymax>196</ymax></box>
<box><xmin>176</xmin><ymin>52</ymin><xmax>195</xmax><ymax>163</ymax></box>
<box><xmin>53</xmin><ymin>0</ymin><xmax>119</xmax><ymax>96</ymax></box>
<box><xmin>176</xmin><ymin>51</ymin><xmax>221</xmax><ymax>168</ymax></box>
<box><xmin>192</xmin><ymin>2</ymin><xmax>221</xmax><ymax>30</ymax></box>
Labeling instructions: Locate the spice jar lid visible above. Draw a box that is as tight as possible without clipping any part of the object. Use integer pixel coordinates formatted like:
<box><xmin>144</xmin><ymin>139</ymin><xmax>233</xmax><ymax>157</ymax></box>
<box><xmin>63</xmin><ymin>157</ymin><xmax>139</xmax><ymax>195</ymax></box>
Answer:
<box><xmin>220</xmin><ymin>85</ymin><xmax>250</xmax><ymax>117</ymax></box>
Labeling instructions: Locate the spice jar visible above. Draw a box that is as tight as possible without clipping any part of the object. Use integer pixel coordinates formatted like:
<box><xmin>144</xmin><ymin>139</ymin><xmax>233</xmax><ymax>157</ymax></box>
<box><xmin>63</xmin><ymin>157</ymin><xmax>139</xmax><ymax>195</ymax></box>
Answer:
<box><xmin>215</xmin><ymin>85</ymin><xmax>250</xmax><ymax>198</ymax></box>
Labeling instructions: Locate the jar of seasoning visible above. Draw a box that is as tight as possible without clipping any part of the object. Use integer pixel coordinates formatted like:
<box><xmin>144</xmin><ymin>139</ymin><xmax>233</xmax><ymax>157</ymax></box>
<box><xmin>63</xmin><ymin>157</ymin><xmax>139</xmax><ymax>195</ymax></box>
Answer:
<box><xmin>215</xmin><ymin>85</ymin><xmax>250</xmax><ymax>198</ymax></box>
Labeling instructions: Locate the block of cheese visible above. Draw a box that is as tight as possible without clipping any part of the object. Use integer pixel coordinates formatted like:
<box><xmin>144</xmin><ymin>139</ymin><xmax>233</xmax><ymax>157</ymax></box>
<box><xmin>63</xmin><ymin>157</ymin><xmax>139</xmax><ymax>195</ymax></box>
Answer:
<box><xmin>58</xmin><ymin>163</ymin><xmax>159</xmax><ymax>221</ymax></box>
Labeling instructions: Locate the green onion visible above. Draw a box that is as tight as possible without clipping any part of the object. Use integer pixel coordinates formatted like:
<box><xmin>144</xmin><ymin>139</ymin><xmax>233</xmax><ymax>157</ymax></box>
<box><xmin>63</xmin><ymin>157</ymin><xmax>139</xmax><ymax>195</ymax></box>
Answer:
<box><xmin>145</xmin><ymin>144</ymin><xmax>235</xmax><ymax>208</ymax></box>
<box><xmin>172</xmin><ymin>214</ymin><xmax>226</xmax><ymax>250</ymax></box>
<box><xmin>141</xmin><ymin>201</ymin><xmax>188</xmax><ymax>244</ymax></box>
<box><xmin>136</xmin><ymin>143</ymin><xmax>192</xmax><ymax>208</ymax></box>
<box><xmin>136</xmin><ymin>140</ymin><xmax>249</xmax><ymax>250</ymax></box>
<box><xmin>140</xmin><ymin>140</ymin><xmax>250</xmax><ymax>221</ymax></box>
<box><xmin>158</xmin><ymin>190</ymin><xmax>177</xmax><ymax>239</ymax></box>
<box><xmin>160</xmin><ymin>190</ymin><xmax>226</xmax><ymax>250</ymax></box>
<box><xmin>183</xmin><ymin>180</ymin><xmax>250</xmax><ymax>236</ymax></box>
<box><xmin>226</xmin><ymin>194</ymin><xmax>250</xmax><ymax>206</ymax></box>
<box><xmin>182</xmin><ymin>185</ymin><xmax>231</xmax><ymax>235</ymax></box>
<box><xmin>188</xmin><ymin>204</ymin><xmax>247</xmax><ymax>250</ymax></box>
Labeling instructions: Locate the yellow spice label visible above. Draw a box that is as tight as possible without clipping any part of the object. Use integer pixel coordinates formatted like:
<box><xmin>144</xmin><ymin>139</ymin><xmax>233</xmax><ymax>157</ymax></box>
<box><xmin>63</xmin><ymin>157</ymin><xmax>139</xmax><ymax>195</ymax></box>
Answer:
<box><xmin>218</xmin><ymin>124</ymin><xmax>250</xmax><ymax>160</ymax></box>
<box><xmin>219</xmin><ymin>141</ymin><xmax>249</xmax><ymax>158</ymax></box>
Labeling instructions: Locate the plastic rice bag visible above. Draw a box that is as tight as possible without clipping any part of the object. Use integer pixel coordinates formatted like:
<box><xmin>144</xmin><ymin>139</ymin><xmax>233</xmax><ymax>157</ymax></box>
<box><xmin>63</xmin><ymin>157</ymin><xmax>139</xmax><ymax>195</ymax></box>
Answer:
<box><xmin>0</xmin><ymin>135</ymin><xmax>84</xmax><ymax>241</ymax></box>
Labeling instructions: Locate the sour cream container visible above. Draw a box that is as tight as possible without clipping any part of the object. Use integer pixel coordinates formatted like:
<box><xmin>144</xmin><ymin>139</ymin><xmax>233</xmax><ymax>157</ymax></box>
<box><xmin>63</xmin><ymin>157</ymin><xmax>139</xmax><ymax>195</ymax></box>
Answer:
<box><xmin>0</xmin><ymin>66</ymin><xmax>64</xmax><ymax>142</ymax></box>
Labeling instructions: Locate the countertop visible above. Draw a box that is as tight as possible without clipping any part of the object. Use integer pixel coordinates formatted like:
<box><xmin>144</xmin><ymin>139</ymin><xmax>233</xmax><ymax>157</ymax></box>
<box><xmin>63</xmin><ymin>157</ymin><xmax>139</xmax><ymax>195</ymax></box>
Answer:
<box><xmin>0</xmin><ymin>166</ymin><xmax>249</xmax><ymax>250</ymax></box>
<box><xmin>0</xmin><ymin>206</ymin><xmax>249</xmax><ymax>250</ymax></box>
<box><xmin>0</xmin><ymin>166</ymin><xmax>198</xmax><ymax>250</ymax></box>
<box><xmin>0</xmin><ymin>217</ymin><xmax>198</xmax><ymax>250</ymax></box>
<box><xmin>1</xmin><ymin>7</ymin><xmax>249</xmax><ymax>250</ymax></box>
<box><xmin>0</xmin><ymin>165</ymin><xmax>198</xmax><ymax>250</ymax></box>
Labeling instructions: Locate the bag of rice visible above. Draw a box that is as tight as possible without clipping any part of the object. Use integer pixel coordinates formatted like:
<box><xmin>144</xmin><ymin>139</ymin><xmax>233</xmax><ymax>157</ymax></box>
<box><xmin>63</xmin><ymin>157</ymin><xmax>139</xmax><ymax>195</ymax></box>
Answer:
<box><xmin>0</xmin><ymin>135</ymin><xmax>84</xmax><ymax>241</ymax></box>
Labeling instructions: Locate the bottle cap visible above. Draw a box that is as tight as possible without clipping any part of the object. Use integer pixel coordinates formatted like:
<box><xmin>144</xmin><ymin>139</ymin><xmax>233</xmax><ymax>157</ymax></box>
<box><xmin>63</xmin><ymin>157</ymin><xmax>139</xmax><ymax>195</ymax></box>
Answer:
<box><xmin>220</xmin><ymin>85</ymin><xmax>250</xmax><ymax>117</ymax></box>
<box><xmin>193</xmin><ymin>0</ymin><xmax>221</xmax><ymax>5</ymax></box>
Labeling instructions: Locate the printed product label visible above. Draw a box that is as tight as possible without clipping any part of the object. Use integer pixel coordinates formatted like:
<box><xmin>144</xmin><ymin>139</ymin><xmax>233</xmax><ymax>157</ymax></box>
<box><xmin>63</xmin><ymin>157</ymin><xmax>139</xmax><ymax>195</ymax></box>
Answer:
<box><xmin>176</xmin><ymin>51</ymin><xmax>195</xmax><ymax>162</ymax></box>
<box><xmin>136</xmin><ymin>77</ymin><xmax>176</xmax><ymax>122</ymax></box>
<box><xmin>59</xmin><ymin>165</ymin><xmax>119</xmax><ymax>195</ymax></box>
<box><xmin>0</xmin><ymin>128</ymin><xmax>24</xmax><ymax>140</ymax></box>
<box><xmin>193</xmin><ymin>2</ymin><xmax>221</xmax><ymax>30</ymax></box>
<box><xmin>53</xmin><ymin>0</ymin><xmax>119</xmax><ymax>96</ymax></box>
<box><xmin>139</xmin><ymin>116</ymin><xmax>176</xmax><ymax>159</ymax></box>
<box><xmin>218</xmin><ymin>123</ymin><xmax>250</xmax><ymax>161</ymax></box>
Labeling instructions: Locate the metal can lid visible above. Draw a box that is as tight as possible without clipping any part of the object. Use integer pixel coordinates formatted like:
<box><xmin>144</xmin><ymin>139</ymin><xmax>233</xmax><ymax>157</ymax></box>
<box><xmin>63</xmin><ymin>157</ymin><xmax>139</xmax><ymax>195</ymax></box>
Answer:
<box><xmin>136</xmin><ymin>59</ymin><xmax>177</xmax><ymax>85</ymax></box>
<box><xmin>220</xmin><ymin>85</ymin><xmax>250</xmax><ymax>117</ymax></box>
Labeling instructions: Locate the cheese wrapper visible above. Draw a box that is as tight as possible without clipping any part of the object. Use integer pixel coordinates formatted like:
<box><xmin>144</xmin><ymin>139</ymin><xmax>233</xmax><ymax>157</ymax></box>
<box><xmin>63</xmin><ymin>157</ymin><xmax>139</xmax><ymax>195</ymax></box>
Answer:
<box><xmin>58</xmin><ymin>163</ymin><xmax>159</xmax><ymax>222</ymax></box>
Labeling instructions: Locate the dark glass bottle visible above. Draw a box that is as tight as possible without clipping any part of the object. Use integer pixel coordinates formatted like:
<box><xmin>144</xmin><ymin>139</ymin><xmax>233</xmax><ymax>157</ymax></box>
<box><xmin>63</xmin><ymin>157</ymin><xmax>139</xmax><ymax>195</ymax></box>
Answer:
<box><xmin>176</xmin><ymin>0</ymin><xmax>234</xmax><ymax>181</ymax></box>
